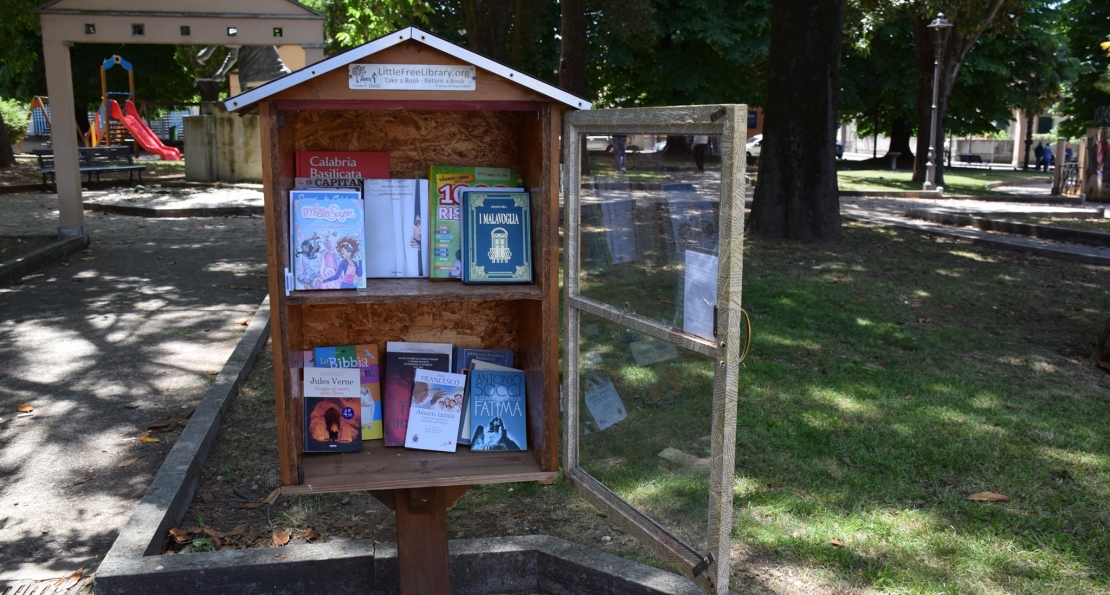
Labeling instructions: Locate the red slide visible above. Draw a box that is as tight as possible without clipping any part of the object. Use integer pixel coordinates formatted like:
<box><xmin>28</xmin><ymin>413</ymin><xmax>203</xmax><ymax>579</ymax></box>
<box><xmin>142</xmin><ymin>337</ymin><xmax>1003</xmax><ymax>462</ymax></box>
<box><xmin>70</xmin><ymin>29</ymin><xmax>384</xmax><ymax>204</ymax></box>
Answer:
<box><xmin>108</xmin><ymin>99</ymin><xmax>181</xmax><ymax>161</ymax></box>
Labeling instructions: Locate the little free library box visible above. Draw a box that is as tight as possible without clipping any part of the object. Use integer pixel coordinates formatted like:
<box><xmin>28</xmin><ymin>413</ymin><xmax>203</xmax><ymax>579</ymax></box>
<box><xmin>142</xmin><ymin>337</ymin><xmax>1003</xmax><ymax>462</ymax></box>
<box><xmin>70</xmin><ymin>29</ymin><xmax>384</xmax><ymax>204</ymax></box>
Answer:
<box><xmin>228</xmin><ymin>26</ymin><xmax>747</xmax><ymax>595</ymax></box>
<box><xmin>226</xmin><ymin>26</ymin><xmax>585</xmax><ymax>595</ymax></box>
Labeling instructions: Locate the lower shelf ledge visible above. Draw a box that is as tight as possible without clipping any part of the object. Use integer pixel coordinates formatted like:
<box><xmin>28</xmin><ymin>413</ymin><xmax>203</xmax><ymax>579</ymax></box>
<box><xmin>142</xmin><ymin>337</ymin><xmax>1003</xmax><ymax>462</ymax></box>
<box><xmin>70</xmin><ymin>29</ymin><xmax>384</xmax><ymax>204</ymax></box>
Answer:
<box><xmin>283</xmin><ymin>443</ymin><xmax>556</xmax><ymax>495</ymax></box>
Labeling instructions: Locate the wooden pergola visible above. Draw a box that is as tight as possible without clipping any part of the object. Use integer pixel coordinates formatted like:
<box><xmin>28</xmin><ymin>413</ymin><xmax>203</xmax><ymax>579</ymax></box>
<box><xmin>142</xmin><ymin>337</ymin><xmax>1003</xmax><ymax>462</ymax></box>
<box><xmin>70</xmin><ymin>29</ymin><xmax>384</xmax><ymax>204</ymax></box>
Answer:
<box><xmin>36</xmin><ymin>0</ymin><xmax>325</xmax><ymax>239</ymax></box>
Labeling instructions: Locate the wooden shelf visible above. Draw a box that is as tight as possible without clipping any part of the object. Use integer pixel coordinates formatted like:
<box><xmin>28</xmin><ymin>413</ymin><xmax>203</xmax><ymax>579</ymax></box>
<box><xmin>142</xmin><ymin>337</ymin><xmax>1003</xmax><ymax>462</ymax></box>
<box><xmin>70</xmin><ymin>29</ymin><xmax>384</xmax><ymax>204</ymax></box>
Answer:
<box><xmin>284</xmin><ymin>441</ymin><xmax>556</xmax><ymax>494</ymax></box>
<box><xmin>286</xmin><ymin>279</ymin><xmax>542</xmax><ymax>305</ymax></box>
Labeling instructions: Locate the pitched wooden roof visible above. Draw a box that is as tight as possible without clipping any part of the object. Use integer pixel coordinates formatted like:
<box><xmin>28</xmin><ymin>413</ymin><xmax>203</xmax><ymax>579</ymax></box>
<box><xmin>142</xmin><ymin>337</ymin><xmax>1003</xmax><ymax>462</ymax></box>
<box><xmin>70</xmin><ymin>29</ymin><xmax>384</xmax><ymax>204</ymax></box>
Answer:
<box><xmin>225</xmin><ymin>26</ymin><xmax>591</xmax><ymax>112</ymax></box>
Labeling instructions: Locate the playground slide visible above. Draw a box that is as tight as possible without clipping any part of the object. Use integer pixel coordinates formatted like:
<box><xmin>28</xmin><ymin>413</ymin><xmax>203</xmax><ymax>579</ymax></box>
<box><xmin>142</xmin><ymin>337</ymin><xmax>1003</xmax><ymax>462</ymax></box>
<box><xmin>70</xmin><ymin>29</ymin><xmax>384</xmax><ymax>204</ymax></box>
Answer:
<box><xmin>108</xmin><ymin>99</ymin><xmax>181</xmax><ymax>161</ymax></box>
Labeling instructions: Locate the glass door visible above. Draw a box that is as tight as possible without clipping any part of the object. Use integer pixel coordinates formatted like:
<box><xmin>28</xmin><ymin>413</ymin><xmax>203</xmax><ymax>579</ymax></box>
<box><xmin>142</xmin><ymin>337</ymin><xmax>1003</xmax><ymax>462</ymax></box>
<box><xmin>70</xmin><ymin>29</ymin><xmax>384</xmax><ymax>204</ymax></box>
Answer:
<box><xmin>562</xmin><ymin>105</ymin><xmax>748</xmax><ymax>595</ymax></box>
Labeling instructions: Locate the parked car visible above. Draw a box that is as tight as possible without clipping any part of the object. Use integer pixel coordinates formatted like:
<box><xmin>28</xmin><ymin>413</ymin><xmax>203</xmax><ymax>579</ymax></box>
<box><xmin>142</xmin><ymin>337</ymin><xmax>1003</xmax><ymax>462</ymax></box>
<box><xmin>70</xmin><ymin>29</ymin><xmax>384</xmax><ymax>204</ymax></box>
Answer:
<box><xmin>745</xmin><ymin>134</ymin><xmax>762</xmax><ymax>161</ymax></box>
<box><xmin>586</xmin><ymin>135</ymin><xmax>642</xmax><ymax>153</ymax></box>
<box><xmin>746</xmin><ymin>134</ymin><xmax>845</xmax><ymax>160</ymax></box>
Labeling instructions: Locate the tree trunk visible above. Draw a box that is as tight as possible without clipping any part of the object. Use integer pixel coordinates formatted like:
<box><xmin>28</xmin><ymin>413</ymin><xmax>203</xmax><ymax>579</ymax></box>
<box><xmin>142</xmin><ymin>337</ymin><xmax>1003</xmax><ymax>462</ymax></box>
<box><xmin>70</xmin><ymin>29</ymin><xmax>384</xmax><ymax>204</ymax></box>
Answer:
<box><xmin>748</xmin><ymin>0</ymin><xmax>845</xmax><ymax>241</ymax></box>
<box><xmin>559</xmin><ymin>0</ymin><xmax>588</xmax><ymax>176</ymax></box>
<box><xmin>0</xmin><ymin>111</ymin><xmax>14</xmax><ymax>168</ymax></box>
<box><xmin>911</xmin><ymin>17</ymin><xmax>948</xmax><ymax>187</ymax></box>
<box><xmin>888</xmin><ymin>116</ymin><xmax>914</xmax><ymax>169</ymax></box>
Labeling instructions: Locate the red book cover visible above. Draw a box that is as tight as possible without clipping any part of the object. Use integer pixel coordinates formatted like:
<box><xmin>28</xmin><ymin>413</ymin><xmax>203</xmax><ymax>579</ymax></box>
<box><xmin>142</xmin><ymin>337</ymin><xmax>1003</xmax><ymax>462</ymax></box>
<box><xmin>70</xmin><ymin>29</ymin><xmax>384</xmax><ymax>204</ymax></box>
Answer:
<box><xmin>382</xmin><ymin>342</ymin><xmax>452</xmax><ymax>446</ymax></box>
<box><xmin>296</xmin><ymin>151</ymin><xmax>389</xmax><ymax>179</ymax></box>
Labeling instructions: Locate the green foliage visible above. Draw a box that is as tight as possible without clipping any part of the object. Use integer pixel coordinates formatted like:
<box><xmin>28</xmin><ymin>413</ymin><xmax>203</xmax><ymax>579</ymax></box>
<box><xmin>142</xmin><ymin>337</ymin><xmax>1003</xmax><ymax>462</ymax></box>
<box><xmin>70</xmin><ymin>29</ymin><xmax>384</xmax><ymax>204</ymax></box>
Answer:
<box><xmin>303</xmin><ymin>0</ymin><xmax>432</xmax><ymax>54</ymax></box>
<box><xmin>0</xmin><ymin>98</ymin><xmax>28</xmax><ymax>141</ymax></box>
<box><xmin>1059</xmin><ymin>0</ymin><xmax>1110</xmax><ymax>136</ymax></box>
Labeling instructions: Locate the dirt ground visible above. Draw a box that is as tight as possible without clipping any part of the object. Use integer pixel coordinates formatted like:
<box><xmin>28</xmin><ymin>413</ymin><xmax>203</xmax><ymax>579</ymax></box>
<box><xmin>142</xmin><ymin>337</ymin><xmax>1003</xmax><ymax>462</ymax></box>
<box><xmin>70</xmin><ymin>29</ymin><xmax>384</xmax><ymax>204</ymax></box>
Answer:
<box><xmin>0</xmin><ymin>236</ymin><xmax>57</xmax><ymax>262</ymax></box>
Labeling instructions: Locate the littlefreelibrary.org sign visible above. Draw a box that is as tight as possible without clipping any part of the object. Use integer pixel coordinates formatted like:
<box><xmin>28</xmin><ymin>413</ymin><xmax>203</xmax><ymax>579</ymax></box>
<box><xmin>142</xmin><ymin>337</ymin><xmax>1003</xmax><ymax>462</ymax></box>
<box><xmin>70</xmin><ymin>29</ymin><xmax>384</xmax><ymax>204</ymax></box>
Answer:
<box><xmin>349</xmin><ymin>64</ymin><xmax>476</xmax><ymax>91</ymax></box>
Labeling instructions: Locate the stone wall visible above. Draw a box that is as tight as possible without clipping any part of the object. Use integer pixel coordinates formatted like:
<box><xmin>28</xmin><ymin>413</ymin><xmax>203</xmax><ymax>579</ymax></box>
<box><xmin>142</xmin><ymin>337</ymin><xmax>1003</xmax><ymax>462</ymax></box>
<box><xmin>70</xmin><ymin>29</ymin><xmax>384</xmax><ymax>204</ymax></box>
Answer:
<box><xmin>183</xmin><ymin>102</ymin><xmax>262</xmax><ymax>183</ymax></box>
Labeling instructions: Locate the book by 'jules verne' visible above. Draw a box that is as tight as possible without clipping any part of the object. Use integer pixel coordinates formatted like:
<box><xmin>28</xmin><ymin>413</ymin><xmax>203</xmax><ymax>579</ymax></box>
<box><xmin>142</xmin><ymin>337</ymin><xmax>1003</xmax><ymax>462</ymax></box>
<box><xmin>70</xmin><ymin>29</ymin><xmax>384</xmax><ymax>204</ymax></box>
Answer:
<box><xmin>303</xmin><ymin>367</ymin><xmax>362</xmax><ymax>452</ymax></box>
<box><xmin>296</xmin><ymin>151</ymin><xmax>388</xmax><ymax>179</ymax></box>
<box><xmin>382</xmin><ymin>342</ymin><xmax>452</xmax><ymax>446</ymax></box>
<box><xmin>363</xmin><ymin>179</ymin><xmax>430</xmax><ymax>279</ymax></box>
<box><xmin>290</xmin><ymin>189</ymin><xmax>366</xmax><ymax>291</ymax></box>
<box><xmin>461</xmin><ymin>190</ymin><xmax>533</xmax><ymax>284</ymax></box>
<box><xmin>467</xmin><ymin>360</ymin><xmax>527</xmax><ymax>451</ymax></box>
<box><xmin>314</xmin><ymin>344</ymin><xmax>383</xmax><ymax>440</ymax></box>
<box><xmin>404</xmin><ymin>369</ymin><xmax>466</xmax><ymax>452</ymax></box>
<box><xmin>428</xmin><ymin>166</ymin><xmax>519</xmax><ymax>280</ymax></box>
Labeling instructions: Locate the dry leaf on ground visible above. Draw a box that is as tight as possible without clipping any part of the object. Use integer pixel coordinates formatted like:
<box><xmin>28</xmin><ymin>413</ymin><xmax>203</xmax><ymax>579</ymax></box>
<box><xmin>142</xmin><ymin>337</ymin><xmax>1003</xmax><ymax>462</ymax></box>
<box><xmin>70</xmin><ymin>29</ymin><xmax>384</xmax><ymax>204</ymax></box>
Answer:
<box><xmin>55</xmin><ymin>567</ymin><xmax>84</xmax><ymax>590</ymax></box>
<box><xmin>16</xmin><ymin>404</ymin><xmax>33</xmax><ymax>413</ymax></box>
<box><xmin>333</xmin><ymin>520</ymin><xmax>358</xmax><ymax>528</ymax></box>
<box><xmin>299</xmin><ymin>528</ymin><xmax>320</xmax><ymax>542</ymax></box>
<box><xmin>118</xmin><ymin>458</ymin><xmax>139</xmax><ymax>468</ymax></box>
<box><xmin>148</xmin><ymin>423</ymin><xmax>170</xmax><ymax>430</ymax></box>
<box><xmin>263</xmin><ymin>488</ymin><xmax>281</xmax><ymax>506</ymax></box>
<box><xmin>272</xmin><ymin>530</ymin><xmax>290</xmax><ymax>546</ymax></box>
<box><xmin>138</xmin><ymin>435</ymin><xmax>160</xmax><ymax>443</ymax></box>
<box><xmin>200</xmin><ymin>492</ymin><xmax>214</xmax><ymax>504</ymax></box>
<box><xmin>968</xmin><ymin>491</ymin><xmax>1009</xmax><ymax>502</ymax></box>
<box><xmin>71</xmin><ymin>475</ymin><xmax>96</xmax><ymax>486</ymax></box>
<box><xmin>169</xmin><ymin>528</ymin><xmax>191</xmax><ymax>543</ymax></box>
<box><xmin>829</xmin><ymin>539</ymin><xmax>844</xmax><ymax>547</ymax></box>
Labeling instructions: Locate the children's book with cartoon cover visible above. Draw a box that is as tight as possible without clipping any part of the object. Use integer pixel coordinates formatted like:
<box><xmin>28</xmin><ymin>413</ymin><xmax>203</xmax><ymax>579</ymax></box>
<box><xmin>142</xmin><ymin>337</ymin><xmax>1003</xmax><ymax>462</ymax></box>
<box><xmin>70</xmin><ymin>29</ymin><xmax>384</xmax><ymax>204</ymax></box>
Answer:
<box><xmin>428</xmin><ymin>166</ymin><xmax>519</xmax><ymax>280</ymax></box>
<box><xmin>290</xmin><ymin>189</ymin><xmax>365</xmax><ymax>291</ymax></box>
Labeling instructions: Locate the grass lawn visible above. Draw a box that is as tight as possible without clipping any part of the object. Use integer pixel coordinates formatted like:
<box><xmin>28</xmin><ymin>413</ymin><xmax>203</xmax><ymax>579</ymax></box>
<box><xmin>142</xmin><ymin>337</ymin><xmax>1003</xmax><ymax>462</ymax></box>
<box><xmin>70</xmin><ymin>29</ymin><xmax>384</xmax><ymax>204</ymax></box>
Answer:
<box><xmin>838</xmin><ymin>168</ymin><xmax>1052</xmax><ymax>196</ymax></box>
<box><xmin>734</xmin><ymin>223</ymin><xmax>1109</xmax><ymax>593</ymax></box>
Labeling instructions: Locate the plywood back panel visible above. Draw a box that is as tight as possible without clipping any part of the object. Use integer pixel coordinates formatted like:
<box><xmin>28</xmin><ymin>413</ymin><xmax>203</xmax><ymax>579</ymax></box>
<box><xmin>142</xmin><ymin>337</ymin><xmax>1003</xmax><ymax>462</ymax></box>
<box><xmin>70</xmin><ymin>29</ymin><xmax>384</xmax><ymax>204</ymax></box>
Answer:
<box><xmin>293</xmin><ymin>301</ymin><xmax>523</xmax><ymax>352</ymax></box>
<box><xmin>293</xmin><ymin>109</ymin><xmax>520</xmax><ymax>179</ymax></box>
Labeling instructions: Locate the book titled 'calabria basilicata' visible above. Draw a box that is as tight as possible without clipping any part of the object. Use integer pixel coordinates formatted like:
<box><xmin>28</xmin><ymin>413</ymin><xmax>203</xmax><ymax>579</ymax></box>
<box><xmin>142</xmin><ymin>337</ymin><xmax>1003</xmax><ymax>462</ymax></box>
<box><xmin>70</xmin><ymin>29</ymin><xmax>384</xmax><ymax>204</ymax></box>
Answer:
<box><xmin>460</xmin><ymin>190</ymin><xmax>532</xmax><ymax>284</ymax></box>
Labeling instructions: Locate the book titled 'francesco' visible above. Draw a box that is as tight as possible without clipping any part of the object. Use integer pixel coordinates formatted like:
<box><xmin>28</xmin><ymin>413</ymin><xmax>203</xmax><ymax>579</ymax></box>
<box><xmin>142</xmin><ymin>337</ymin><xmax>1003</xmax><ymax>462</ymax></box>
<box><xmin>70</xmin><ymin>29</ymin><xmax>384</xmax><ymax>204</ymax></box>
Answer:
<box><xmin>460</xmin><ymin>191</ymin><xmax>532</xmax><ymax>284</ymax></box>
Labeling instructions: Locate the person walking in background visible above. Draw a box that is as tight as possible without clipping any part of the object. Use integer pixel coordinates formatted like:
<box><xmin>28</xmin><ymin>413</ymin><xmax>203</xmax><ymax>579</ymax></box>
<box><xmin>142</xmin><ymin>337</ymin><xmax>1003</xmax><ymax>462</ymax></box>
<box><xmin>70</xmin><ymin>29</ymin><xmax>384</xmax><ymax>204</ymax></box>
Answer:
<box><xmin>1042</xmin><ymin>142</ymin><xmax>1054</xmax><ymax>172</ymax></box>
<box><xmin>1034</xmin><ymin>142</ymin><xmax>1044</xmax><ymax>171</ymax></box>
<box><xmin>1065</xmin><ymin>142</ymin><xmax>1074</xmax><ymax>163</ymax></box>
<box><xmin>692</xmin><ymin>134</ymin><xmax>709</xmax><ymax>172</ymax></box>
<box><xmin>611</xmin><ymin>135</ymin><xmax>627</xmax><ymax>173</ymax></box>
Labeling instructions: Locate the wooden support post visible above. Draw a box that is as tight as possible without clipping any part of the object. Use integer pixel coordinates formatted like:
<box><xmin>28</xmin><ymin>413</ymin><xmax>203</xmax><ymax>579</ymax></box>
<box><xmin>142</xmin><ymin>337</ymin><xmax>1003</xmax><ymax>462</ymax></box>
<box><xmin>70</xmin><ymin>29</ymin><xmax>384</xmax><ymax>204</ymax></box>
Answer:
<box><xmin>394</xmin><ymin>487</ymin><xmax>451</xmax><ymax>595</ymax></box>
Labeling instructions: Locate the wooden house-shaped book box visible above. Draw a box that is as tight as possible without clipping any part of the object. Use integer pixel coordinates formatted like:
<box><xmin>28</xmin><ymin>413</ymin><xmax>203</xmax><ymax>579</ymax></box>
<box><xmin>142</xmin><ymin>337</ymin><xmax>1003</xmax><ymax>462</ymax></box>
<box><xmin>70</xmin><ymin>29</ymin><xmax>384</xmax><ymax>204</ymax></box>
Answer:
<box><xmin>226</xmin><ymin>28</ymin><xmax>586</xmax><ymax>495</ymax></box>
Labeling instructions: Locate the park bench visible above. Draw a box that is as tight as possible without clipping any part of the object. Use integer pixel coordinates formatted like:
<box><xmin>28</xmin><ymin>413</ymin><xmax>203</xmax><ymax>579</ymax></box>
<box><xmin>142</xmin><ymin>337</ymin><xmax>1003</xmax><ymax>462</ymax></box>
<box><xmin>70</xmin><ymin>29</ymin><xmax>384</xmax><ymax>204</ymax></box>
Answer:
<box><xmin>957</xmin><ymin>153</ymin><xmax>992</xmax><ymax>169</ymax></box>
<box><xmin>32</xmin><ymin>146</ymin><xmax>147</xmax><ymax>190</ymax></box>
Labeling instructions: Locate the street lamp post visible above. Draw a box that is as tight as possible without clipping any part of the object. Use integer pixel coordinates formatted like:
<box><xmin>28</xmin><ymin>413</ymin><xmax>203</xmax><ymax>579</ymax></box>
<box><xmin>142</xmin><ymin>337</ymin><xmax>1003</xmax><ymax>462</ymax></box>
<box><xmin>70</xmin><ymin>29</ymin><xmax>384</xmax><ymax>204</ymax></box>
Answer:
<box><xmin>923</xmin><ymin>13</ymin><xmax>952</xmax><ymax>192</ymax></box>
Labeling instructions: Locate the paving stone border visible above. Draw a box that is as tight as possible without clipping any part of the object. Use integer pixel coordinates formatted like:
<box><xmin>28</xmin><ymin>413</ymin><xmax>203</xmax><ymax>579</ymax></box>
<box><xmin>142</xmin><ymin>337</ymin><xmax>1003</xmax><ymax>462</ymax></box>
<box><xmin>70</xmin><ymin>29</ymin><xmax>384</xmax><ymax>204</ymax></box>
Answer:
<box><xmin>905</xmin><ymin>208</ymin><xmax>1110</xmax><ymax>248</ymax></box>
<box><xmin>0</xmin><ymin>234</ymin><xmax>87</xmax><ymax>284</ymax></box>
<box><xmin>82</xmin><ymin>202</ymin><xmax>263</xmax><ymax>218</ymax></box>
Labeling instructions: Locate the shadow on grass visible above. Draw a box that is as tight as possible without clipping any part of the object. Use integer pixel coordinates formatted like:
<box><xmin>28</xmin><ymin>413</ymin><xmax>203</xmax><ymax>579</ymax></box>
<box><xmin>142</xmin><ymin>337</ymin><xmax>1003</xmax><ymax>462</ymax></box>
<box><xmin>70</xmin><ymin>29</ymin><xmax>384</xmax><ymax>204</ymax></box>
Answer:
<box><xmin>728</xmin><ymin>222</ymin><xmax>1110</xmax><ymax>592</ymax></box>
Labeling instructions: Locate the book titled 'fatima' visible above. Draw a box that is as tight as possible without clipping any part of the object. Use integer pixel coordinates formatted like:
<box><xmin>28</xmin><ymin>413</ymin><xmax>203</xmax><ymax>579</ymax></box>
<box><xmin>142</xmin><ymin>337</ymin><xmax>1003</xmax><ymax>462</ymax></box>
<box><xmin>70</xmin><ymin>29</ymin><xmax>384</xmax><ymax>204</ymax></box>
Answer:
<box><xmin>468</xmin><ymin>360</ymin><xmax>527</xmax><ymax>451</ymax></box>
<box><xmin>460</xmin><ymin>190</ymin><xmax>533</xmax><ymax>284</ymax></box>
<box><xmin>290</xmin><ymin>189</ymin><xmax>366</xmax><ymax>291</ymax></box>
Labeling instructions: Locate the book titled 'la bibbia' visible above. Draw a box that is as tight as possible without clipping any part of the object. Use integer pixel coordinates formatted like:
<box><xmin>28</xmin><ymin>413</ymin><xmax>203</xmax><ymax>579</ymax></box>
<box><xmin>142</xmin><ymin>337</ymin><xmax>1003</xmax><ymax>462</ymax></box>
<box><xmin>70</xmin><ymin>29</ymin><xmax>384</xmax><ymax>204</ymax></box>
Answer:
<box><xmin>460</xmin><ymin>190</ymin><xmax>533</xmax><ymax>284</ymax></box>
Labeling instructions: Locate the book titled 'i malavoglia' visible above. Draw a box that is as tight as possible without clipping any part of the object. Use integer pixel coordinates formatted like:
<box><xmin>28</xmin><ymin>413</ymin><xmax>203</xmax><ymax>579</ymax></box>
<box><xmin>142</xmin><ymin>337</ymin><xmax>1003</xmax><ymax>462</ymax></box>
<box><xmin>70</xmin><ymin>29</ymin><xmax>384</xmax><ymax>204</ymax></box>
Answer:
<box><xmin>460</xmin><ymin>190</ymin><xmax>532</xmax><ymax>284</ymax></box>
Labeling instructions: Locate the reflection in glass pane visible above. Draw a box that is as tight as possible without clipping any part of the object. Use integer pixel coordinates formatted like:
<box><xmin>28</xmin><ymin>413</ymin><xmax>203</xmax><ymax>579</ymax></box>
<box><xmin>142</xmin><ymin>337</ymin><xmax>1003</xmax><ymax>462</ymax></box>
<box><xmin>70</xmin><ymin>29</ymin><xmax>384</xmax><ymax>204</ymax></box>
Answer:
<box><xmin>576</xmin><ymin>133</ymin><xmax>720</xmax><ymax>336</ymax></box>
<box><xmin>577</xmin><ymin>311</ymin><xmax>713</xmax><ymax>553</ymax></box>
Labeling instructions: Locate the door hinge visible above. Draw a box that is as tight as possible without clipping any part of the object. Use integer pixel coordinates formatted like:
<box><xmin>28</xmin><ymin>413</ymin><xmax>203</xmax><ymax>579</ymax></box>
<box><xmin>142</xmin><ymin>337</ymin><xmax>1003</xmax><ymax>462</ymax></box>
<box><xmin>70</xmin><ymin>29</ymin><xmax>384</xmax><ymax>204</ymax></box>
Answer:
<box><xmin>712</xmin><ymin>305</ymin><xmax>718</xmax><ymax>338</ymax></box>
<box><xmin>277</xmin><ymin>112</ymin><xmax>285</xmax><ymax>129</ymax></box>
<box><xmin>692</xmin><ymin>553</ymin><xmax>714</xmax><ymax>577</ymax></box>
<box><xmin>297</xmin><ymin>466</ymin><xmax>304</xmax><ymax>483</ymax></box>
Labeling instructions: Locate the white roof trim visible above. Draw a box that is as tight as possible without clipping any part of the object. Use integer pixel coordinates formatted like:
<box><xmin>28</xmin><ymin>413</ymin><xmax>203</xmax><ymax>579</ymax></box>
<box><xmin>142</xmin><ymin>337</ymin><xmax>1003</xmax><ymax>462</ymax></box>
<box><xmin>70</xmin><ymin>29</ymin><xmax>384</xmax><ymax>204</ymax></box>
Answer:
<box><xmin>225</xmin><ymin>26</ymin><xmax>591</xmax><ymax>112</ymax></box>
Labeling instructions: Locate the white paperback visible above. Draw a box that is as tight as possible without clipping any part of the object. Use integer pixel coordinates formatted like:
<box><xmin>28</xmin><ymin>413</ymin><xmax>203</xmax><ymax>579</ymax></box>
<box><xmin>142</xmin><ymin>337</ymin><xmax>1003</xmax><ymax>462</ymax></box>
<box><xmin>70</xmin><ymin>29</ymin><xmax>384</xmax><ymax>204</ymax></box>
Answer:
<box><xmin>364</xmin><ymin>179</ymin><xmax>430</xmax><ymax>278</ymax></box>
<box><xmin>404</xmin><ymin>369</ymin><xmax>466</xmax><ymax>452</ymax></box>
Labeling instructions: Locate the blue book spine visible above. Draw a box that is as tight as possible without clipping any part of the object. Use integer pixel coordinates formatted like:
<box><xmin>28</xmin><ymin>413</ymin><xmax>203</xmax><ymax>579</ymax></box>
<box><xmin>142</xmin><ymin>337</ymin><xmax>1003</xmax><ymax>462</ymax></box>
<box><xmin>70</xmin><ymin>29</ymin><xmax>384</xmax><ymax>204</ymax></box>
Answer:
<box><xmin>452</xmin><ymin>348</ymin><xmax>514</xmax><ymax>374</ymax></box>
<box><xmin>468</xmin><ymin>368</ymin><xmax>527</xmax><ymax>451</ymax></box>
<box><xmin>290</xmin><ymin>189</ymin><xmax>366</xmax><ymax>291</ymax></box>
<box><xmin>461</xmin><ymin>191</ymin><xmax>533</xmax><ymax>284</ymax></box>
